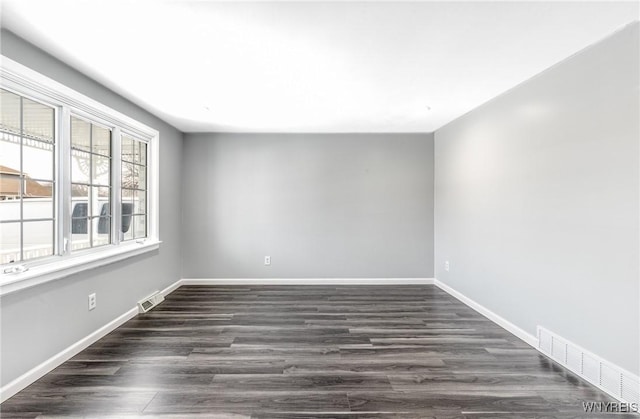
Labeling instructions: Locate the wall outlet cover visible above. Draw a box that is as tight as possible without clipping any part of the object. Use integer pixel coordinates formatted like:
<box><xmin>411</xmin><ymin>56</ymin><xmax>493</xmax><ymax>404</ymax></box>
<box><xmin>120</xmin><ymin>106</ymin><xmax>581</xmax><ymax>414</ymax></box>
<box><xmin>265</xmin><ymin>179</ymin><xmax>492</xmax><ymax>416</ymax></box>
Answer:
<box><xmin>88</xmin><ymin>293</ymin><xmax>96</xmax><ymax>311</ymax></box>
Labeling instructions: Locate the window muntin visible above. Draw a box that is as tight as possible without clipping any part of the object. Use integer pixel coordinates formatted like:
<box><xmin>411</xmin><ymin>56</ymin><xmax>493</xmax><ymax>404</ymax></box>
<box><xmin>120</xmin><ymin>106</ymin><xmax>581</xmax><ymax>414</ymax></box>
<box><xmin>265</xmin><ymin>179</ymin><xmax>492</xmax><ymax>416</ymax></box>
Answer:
<box><xmin>121</xmin><ymin>134</ymin><xmax>147</xmax><ymax>241</ymax></box>
<box><xmin>0</xmin><ymin>88</ymin><xmax>55</xmax><ymax>264</ymax></box>
<box><xmin>70</xmin><ymin>116</ymin><xmax>111</xmax><ymax>251</ymax></box>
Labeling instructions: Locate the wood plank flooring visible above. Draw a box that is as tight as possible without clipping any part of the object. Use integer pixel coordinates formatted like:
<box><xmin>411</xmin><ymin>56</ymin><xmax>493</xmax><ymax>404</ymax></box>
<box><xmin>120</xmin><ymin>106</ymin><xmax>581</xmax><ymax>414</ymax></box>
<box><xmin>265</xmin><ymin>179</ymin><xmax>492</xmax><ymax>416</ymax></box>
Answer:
<box><xmin>0</xmin><ymin>285</ymin><xmax>624</xmax><ymax>418</ymax></box>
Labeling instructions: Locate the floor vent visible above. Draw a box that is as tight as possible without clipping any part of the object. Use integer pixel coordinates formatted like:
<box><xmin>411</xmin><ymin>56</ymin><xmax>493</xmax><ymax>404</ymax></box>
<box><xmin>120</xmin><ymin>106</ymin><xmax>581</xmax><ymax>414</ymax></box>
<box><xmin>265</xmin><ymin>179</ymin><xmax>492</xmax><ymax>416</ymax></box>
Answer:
<box><xmin>137</xmin><ymin>291</ymin><xmax>164</xmax><ymax>313</ymax></box>
<box><xmin>537</xmin><ymin>326</ymin><xmax>639</xmax><ymax>405</ymax></box>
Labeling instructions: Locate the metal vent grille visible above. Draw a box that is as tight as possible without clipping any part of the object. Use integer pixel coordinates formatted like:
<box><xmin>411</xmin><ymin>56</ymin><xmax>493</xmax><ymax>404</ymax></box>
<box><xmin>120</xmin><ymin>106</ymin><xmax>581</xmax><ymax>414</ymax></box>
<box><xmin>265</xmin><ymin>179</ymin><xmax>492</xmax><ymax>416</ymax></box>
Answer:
<box><xmin>601</xmin><ymin>363</ymin><xmax>621</xmax><ymax>396</ymax></box>
<box><xmin>566</xmin><ymin>345</ymin><xmax>582</xmax><ymax>372</ymax></box>
<box><xmin>538</xmin><ymin>327</ymin><xmax>552</xmax><ymax>354</ymax></box>
<box><xmin>537</xmin><ymin>326</ymin><xmax>639</xmax><ymax>405</ymax></box>
<box><xmin>551</xmin><ymin>334</ymin><xmax>566</xmax><ymax>362</ymax></box>
<box><xmin>622</xmin><ymin>374</ymin><xmax>640</xmax><ymax>405</ymax></box>
<box><xmin>137</xmin><ymin>291</ymin><xmax>164</xmax><ymax>313</ymax></box>
<box><xmin>583</xmin><ymin>353</ymin><xmax>600</xmax><ymax>384</ymax></box>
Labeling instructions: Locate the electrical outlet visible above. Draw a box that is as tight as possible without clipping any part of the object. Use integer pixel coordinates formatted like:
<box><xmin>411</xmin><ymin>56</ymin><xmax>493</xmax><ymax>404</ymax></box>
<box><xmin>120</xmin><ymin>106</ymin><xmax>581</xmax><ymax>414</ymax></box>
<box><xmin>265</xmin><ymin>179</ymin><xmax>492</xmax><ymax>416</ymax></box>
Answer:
<box><xmin>264</xmin><ymin>256</ymin><xmax>271</xmax><ymax>266</ymax></box>
<box><xmin>88</xmin><ymin>293</ymin><xmax>97</xmax><ymax>311</ymax></box>
<box><xmin>444</xmin><ymin>261</ymin><xmax>450</xmax><ymax>272</ymax></box>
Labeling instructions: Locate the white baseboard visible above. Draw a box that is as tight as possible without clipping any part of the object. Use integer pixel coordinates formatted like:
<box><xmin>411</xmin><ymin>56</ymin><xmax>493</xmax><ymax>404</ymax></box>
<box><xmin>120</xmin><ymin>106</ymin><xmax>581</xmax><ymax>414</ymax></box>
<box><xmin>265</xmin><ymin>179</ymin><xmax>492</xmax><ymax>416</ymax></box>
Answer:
<box><xmin>433</xmin><ymin>279</ymin><xmax>640</xmax><ymax>405</ymax></box>
<box><xmin>160</xmin><ymin>278</ymin><xmax>184</xmax><ymax>296</ymax></box>
<box><xmin>180</xmin><ymin>278</ymin><xmax>435</xmax><ymax>285</ymax></box>
<box><xmin>1</xmin><ymin>278</ymin><xmax>186</xmax><ymax>403</ymax></box>
<box><xmin>433</xmin><ymin>279</ymin><xmax>538</xmax><ymax>348</ymax></box>
<box><xmin>537</xmin><ymin>326</ymin><xmax>640</xmax><ymax>404</ymax></box>
<box><xmin>0</xmin><ymin>306</ymin><xmax>138</xmax><ymax>403</ymax></box>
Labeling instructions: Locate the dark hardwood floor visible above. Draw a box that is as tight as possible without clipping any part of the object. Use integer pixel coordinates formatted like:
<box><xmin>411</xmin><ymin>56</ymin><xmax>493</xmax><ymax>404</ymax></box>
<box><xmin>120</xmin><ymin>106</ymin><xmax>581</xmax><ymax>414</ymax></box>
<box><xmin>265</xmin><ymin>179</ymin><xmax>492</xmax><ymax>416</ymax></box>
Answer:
<box><xmin>1</xmin><ymin>285</ymin><xmax>623</xmax><ymax>418</ymax></box>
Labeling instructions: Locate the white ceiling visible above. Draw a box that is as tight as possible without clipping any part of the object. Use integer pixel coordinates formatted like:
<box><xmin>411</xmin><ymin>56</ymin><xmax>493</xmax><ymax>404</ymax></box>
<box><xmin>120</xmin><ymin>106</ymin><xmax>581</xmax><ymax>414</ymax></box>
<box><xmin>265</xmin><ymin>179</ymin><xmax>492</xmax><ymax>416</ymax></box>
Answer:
<box><xmin>1</xmin><ymin>1</ymin><xmax>638</xmax><ymax>133</ymax></box>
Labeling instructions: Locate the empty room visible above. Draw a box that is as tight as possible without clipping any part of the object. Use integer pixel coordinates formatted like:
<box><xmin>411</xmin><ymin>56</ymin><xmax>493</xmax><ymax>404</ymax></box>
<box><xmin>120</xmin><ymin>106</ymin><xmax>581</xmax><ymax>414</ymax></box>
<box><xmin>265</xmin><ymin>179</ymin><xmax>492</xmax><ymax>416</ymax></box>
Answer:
<box><xmin>0</xmin><ymin>1</ymin><xmax>638</xmax><ymax>417</ymax></box>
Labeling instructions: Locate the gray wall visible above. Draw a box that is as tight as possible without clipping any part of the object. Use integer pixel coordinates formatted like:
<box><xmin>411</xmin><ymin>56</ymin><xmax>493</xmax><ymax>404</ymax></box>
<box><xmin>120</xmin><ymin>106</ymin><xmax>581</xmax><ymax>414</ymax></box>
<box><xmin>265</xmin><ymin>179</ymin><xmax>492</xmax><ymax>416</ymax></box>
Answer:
<box><xmin>182</xmin><ymin>133</ymin><xmax>434</xmax><ymax>278</ymax></box>
<box><xmin>434</xmin><ymin>23</ymin><xmax>639</xmax><ymax>374</ymax></box>
<box><xmin>0</xmin><ymin>30</ymin><xmax>184</xmax><ymax>385</ymax></box>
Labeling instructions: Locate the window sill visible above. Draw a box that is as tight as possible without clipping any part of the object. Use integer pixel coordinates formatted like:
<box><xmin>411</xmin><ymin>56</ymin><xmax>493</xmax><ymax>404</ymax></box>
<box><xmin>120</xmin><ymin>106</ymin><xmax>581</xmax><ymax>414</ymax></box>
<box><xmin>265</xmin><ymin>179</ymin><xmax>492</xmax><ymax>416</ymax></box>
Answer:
<box><xmin>0</xmin><ymin>240</ymin><xmax>161</xmax><ymax>296</ymax></box>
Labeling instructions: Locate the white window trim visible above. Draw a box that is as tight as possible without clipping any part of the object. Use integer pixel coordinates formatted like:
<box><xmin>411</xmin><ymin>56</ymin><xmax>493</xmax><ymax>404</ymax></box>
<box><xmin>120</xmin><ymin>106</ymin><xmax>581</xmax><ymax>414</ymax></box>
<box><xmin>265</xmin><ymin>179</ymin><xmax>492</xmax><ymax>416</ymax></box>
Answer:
<box><xmin>0</xmin><ymin>56</ymin><xmax>161</xmax><ymax>296</ymax></box>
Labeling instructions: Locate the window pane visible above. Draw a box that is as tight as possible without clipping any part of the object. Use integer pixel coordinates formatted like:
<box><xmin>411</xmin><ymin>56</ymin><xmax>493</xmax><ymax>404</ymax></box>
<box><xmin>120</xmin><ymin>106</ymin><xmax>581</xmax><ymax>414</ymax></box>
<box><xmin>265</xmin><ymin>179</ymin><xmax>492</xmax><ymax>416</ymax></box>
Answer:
<box><xmin>0</xmin><ymin>173</ymin><xmax>21</xmax><ymax>202</ymax></box>
<box><xmin>0</xmin><ymin>192</ymin><xmax>21</xmax><ymax>220</ymax></box>
<box><xmin>100</xmin><ymin>202</ymin><xmax>110</xmax><ymax>216</ymax></box>
<box><xmin>71</xmin><ymin>216</ymin><xmax>90</xmax><ymax>250</ymax></box>
<box><xmin>92</xmin><ymin>216</ymin><xmax>110</xmax><ymax>247</ymax></box>
<box><xmin>22</xmin><ymin>141</ymin><xmax>54</xmax><ymax>181</ymax></box>
<box><xmin>23</xmin><ymin>220</ymin><xmax>53</xmax><ymax>260</ymax></box>
<box><xmin>134</xmin><ymin>165</ymin><xmax>146</xmax><ymax>190</ymax></box>
<box><xmin>72</xmin><ymin>217</ymin><xmax>88</xmax><ymax>235</ymax></box>
<box><xmin>121</xmin><ymin>162</ymin><xmax>134</xmax><ymax>188</ymax></box>
<box><xmin>133</xmin><ymin>215</ymin><xmax>146</xmax><ymax>239</ymax></box>
<box><xmin>23</xmin><ymin>181</ymin><xmax>54</xmax><ymax>219</ymax></box>
<box><xmin>98</xmin><ymin>202</ymin><xmax>111</xmax><ymax>235</ymax></box>
<box><xmin>23</xmin><ymin>196</ymin><xmax>54</xmax><ymax>220</ymax></box>
<box><xmin>71</xmin><ymin>150</ymin><xmax>91</xmax><ymax>184</ymax></box>
<box><xmin>132</xmin><ymin>141</ymin><xmax>144</xmax><ymax>164</ymax></box>
<box><xmin>92</xmin><ymin>154</ymin><xmax>110</xmax><ymax>186</ymax></box>
<box><xmin>134</xmin><ymin>190</ymin><xmax>146</xmax><ymax>214</ymax></box>
<box><xmin>91</xmin><ymin>186</ymin><xmax>110</xmax><ymax>217</ymax></box>
<box><xmin>0</xmin><ymin>222</ymin><xmax>20</xmax><ymax>264</ymax></box>
<box><xmin>121</xmin><ymin>138</ymin><xmax>146</xmax><ymax>164</ymax></box>
<box><xmin>24</xmin><ymin>178</ymin><xmax>53</xmax><ymax>198</ymax></box>
<box><xmin>71</xmin><ymin>183</ymin><xmax>89</xmax><ymax>198</ymax></box>
<box><xmin>122</xmin><ymin>223</ymin><xmax>133</xmax><ymax>241</ymax></box>
<box><xmin>72</xmin><ymin>186</ymin><xmax>90</xmax><ymax>232</ymax></box>
<box><xmin>121</xmin><ymin>189</ymin><xmax>133</xmax><ymax>239</ymax></box>
<box><xmin>23</xmin><ymin>97</ymin><xmax>54</xmax><ymax>142</ymax></box>
<box><xmin>0</xmin><ymin>135</ymin><xmax>21</xmax><ymax>179</ymax></box>
<box><xmin>71</xmin><ymin>200</ymin><xmax>88</xmax><ymax>235</ymax></box>
<box><xmin>121</xmin><ymin>201</ymin><xmax>133</xmax><ymax>240</ymax></box>
<box><xmin>71</xmin><ymin>201</ymin><xmax>88</xmax><ymax>218</ymax></box>
<box><xmin>71</xmin><ymin>117</ymin><xmax>91</xmax><ymax>151</ymax></box>
<box><xmin>0</xmin><ymin>89</ymin><xmax>21</xmax><ymax>134</ymax></box>
<box><xmin>122</xmin><ymin>186</ymin><xmax>134</xmax><ymax>202</ymax></box>
<box><xmin>92</xmin><ymin>125</ymin><xmax>110</xmax><ymax>156</ymax></box>
<box><xmin>139</xmin><ymin>142</ymin><xmax>147</xmax><ymax>165</ymax></box>
<box><xmin>121</xmin><ymin>135</ymin><xmax>134</xmax><ymax>162</ymax></box>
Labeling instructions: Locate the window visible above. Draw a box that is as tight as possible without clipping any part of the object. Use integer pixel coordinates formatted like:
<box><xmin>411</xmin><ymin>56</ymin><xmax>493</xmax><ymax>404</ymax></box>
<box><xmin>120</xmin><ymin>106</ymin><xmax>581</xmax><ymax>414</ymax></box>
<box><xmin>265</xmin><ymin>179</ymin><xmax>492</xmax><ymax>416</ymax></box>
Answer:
<box><xmin>70</xmin><ymin>116</ymin><xmax>112</xmax><ymax>250</ymax></box>
<box><xmin>0</xmin><ymin>89</ymin><xmax>56</xmax><ymax>264</ymax></box>
<box><xmin>121</xmin><ymin>134</ymin><xmax>147</xmax><ymax>241</ymax></box>
<box><xmin>0</xmin><ymin>56</ymin><xmax>159</xmax><ymax>294</ymax></box>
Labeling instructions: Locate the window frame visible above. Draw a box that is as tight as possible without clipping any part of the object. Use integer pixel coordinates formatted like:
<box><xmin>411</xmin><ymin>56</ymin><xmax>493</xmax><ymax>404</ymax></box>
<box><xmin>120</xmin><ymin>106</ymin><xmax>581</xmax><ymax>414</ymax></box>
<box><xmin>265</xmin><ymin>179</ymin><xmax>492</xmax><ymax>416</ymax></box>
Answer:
<box><xmin>0</xmin><ymin>90</ymin><xmax>58</xmax><ymax>263</ymax></box>
<box><xmin>69</xmin><ymin>113</ymin><xmax>114</xmax><ymax>251</ymax></box>
<box><xmin>0</xmin><ymin>56</ymin><xmax>160</xmax><ymax>296</ymax></box>
<box><xmin>120</xmin><ymin>132</ymin><xmax>149</xmax><ymax>242</ymax></box>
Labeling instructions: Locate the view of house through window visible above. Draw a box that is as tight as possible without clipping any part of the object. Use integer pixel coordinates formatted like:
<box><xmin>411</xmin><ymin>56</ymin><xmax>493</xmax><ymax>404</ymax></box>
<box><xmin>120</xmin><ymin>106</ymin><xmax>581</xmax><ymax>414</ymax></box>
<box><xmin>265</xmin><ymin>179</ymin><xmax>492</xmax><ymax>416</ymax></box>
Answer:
<box><xmin>0</xmin><ymin>88</ymin><xmax>56</xmax><ymax>264</ymax></box>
